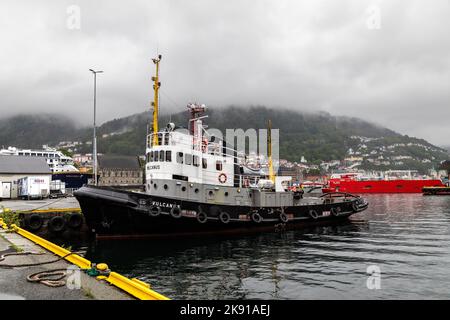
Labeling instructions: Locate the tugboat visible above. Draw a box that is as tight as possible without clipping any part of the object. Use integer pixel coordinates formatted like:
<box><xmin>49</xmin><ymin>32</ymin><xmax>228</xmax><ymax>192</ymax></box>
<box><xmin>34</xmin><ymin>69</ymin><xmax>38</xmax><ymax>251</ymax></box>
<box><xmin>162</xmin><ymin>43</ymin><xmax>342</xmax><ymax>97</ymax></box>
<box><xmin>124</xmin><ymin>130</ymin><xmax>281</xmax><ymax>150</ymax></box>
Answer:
<box><xmin>74</xmin><ymin>56</ymin><xmax>369</xmax><ymax>238</ymax></box>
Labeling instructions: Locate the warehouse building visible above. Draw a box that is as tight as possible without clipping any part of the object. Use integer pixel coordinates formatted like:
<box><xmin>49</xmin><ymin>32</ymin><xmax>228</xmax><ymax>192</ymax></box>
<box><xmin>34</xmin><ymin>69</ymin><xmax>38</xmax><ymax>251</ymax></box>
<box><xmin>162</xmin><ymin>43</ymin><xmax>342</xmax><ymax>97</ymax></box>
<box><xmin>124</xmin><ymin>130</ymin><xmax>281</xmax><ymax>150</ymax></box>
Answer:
<box><xmin>0</xmin><ymin>155</ymin><xmax>52</xmax><ymax>199</ymax></box>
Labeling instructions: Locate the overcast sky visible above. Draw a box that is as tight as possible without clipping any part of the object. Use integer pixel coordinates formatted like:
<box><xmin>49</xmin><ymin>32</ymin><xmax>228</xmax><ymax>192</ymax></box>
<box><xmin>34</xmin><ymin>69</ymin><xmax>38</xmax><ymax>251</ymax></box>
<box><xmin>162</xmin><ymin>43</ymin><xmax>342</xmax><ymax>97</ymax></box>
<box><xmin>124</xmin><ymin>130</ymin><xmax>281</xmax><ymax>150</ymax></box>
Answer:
<box><xmin>0</xmin><ymin>0</ymin><xmax>449</xmax><ymax>144</ymax></box>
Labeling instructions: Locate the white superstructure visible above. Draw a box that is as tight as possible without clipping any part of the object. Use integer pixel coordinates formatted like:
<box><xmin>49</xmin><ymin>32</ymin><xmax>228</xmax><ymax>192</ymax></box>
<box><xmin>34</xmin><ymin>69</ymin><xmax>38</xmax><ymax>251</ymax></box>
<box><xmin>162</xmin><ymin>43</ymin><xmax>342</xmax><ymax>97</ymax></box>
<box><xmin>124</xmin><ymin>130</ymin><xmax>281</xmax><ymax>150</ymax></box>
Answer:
<box><xmin>145</xmin><ymin>104</ymin><xmax>236</xmax><ymax>189</ymax></box>
<box><xmin>0</xmin><ymin>146</ymin><xmax>79</xmax><ymax>173</ymax></box>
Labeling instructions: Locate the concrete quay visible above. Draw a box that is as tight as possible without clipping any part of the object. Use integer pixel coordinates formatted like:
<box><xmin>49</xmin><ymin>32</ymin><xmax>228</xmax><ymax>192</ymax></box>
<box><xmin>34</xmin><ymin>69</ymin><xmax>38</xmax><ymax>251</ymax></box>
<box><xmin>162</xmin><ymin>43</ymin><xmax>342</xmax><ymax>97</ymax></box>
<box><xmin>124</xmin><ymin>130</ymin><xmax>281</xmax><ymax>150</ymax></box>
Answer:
<box><xmin>0</xmin><ymin>197</ymin><xmax>80</xmax><ymax>212</ymax></box>
<box><xmin>0</xmin><ymin>227</ymin><xmax>132</xmax><ymax>300</ymax></box>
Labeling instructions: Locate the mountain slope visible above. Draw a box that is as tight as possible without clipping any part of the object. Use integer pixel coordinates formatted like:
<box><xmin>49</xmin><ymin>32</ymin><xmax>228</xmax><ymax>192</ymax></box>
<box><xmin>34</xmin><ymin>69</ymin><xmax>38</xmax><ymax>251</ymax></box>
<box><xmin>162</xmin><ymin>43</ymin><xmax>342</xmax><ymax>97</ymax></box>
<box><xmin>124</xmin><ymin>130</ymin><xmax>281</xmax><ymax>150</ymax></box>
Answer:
<box><xmin>0</xmin><ymin>114</ymin><xmax>84</xmax><ymax>148</ymax></box>
<box><xmin>1</xmin><ymin>107</ymin><xmax>448</xmax><ymax>173</ymax></box>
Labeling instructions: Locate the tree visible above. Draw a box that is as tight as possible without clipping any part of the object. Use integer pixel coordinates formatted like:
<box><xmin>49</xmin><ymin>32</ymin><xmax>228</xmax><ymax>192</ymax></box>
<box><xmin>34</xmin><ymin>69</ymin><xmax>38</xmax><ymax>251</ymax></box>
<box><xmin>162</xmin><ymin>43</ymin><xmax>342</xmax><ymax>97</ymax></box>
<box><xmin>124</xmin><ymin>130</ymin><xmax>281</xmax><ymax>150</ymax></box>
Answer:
<box><xmin>59</xmin><ymin>148</ymin><xmax>73</xmax><ymax>158</ymax></box>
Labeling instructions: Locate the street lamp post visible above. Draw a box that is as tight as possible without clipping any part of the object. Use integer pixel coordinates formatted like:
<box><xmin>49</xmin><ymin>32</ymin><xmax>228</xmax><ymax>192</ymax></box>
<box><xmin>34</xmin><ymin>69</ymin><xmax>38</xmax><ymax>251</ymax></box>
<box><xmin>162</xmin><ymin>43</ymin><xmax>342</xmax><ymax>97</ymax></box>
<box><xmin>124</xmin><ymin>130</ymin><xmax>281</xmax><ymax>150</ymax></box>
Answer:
<box><xmin>89</xmin><ymin>69</ymin><xmax>103</xmax><ymax>186</ymax></box>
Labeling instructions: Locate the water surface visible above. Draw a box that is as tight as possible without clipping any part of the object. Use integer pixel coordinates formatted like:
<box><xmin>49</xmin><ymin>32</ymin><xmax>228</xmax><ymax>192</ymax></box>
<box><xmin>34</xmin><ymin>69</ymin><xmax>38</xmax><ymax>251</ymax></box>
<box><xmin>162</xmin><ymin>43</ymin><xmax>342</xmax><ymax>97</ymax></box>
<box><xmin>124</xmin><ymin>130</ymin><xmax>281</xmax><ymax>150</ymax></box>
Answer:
<box><xmin>84</xmin><ymin>194</ymin><xmax>450</xmax><ymax>299</ymax></box>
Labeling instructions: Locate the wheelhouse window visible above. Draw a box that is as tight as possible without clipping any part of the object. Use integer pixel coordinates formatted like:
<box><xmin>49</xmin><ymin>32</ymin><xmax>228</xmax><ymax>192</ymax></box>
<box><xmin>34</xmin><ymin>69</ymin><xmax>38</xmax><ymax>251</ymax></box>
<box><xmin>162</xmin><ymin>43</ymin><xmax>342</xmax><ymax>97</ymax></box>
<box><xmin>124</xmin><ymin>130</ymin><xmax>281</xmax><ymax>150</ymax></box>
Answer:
<box><xmin>177</xmin><ymin>152</ymin><xmax>184</xmax><ymax>164</ymax></box>
<box><xmin>166</xmin><ymin>151</ymin><xmax>172</xmax><ymax>162</ymax></box>
<box><xmin>185</xmin><ymin>154</ymin><xmax>192</xmax><ymax>165</ymax></box>
<box><xmin>202</xmin><ymin>158</ymin><xmax>208</xmax><ymax>169</ymax></box>
<box><xmin>216</xmin><ymin>160</ymin><xmax>223</xmax><ymax>171</ymax></box>
<box><xmin>164</xmin><ymin>133</ymin><xmax>169</xmax><ymax>145</ymax></box>
<box><xmin>193</xmin><ymin>155</ymin><xmax>199</xmax><ymax>167</ymax></box>
<box><xmin>154</xmin><ymin>151</ymin><xmax>159</xmax><ymax>162</ymax></box>
<box><xmin>150</xmin><ymin>151</ymin><xmax>154</xmax><ymax>162</ymax></box>
<box><xmin>159</xmin><ymin>150</ymin><xmax>165</xmax><ymax>162</ymax></box>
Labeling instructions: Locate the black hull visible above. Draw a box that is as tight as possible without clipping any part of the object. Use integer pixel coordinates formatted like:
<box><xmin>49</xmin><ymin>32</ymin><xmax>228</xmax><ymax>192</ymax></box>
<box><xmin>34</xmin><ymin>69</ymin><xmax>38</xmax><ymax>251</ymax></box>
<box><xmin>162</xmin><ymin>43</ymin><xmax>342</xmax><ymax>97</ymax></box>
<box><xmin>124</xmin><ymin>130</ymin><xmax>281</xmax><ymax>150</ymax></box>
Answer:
<box><xmin>74</xmin><ymin>186</ymin><xmax>369</xmax><ymax>239</ymax></box>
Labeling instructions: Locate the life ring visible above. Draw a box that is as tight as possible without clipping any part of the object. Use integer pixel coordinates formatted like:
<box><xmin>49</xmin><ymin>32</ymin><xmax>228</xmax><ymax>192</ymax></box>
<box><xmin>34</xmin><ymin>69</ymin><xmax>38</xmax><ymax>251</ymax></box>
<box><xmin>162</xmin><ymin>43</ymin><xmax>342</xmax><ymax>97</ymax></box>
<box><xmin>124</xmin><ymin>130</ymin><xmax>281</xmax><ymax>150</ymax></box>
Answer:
<box><xmin>67</xmin><ymin>212</ymin><xmax>83</xmax><ymax>229</ymax></box>
<box><xmin>219</xmin><ymin>212</ymin><xmax>231</xmax><ymax>224</ymax></box>
<box><xmin>251</xmin><ymin>212</ymin><xmax>263</xmax><ymax>223</ymax></box>
<box><xmin>279</xmin><ymin>212</ymin><xmax>289</xmax><ymax>223</ymax></box>
<box><xmin>218</xmin><ymin>173</ymin><xmax>227</xmax><ymax>184</ymax></box>
<box><xmin>26</xmin><ymin>214</ymin><xmax>43</xmax><ymax>231</ymax></box>
<box><xmin>148</xmin><ymin>205</ymin><xmax>161</xmax><ymax>217</ymax></box>
<box><xmin>330</xmin><ymin>207</ymin><xmax>340</xmax><ymax>217</ymax></box>
<box><xmin>170</xmin><ymin>206</ymin><xmax>182</xmax><ymax>218</ymax></box>
<box><xmin>197</xmin><ymin>211</ymin><xmax>208</xmax><ymax>224</ymax></box>
<box><xmin>48</xmin><ymin>216</ymin><xmax>66</xmax><ymax>233</ymax></box>
<box><xmin>308</xmin><ymin>209</ymin><xmax>319</xmax><ymax>220</ymax></box>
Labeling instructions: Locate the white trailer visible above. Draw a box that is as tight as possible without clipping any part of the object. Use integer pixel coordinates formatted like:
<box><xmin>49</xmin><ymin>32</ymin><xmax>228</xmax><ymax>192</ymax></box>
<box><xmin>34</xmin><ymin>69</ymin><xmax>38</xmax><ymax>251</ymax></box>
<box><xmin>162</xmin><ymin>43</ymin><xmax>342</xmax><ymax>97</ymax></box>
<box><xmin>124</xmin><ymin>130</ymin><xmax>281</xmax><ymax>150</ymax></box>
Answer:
<box><xmin>18</xmin><ymin>176</ymin><xmax>50</xmax><ymax>200</ymax></box>
<box><xmin>49</xmin><ymin>180</ymin><xmax>66</xmax><ymax>198</ymax></box>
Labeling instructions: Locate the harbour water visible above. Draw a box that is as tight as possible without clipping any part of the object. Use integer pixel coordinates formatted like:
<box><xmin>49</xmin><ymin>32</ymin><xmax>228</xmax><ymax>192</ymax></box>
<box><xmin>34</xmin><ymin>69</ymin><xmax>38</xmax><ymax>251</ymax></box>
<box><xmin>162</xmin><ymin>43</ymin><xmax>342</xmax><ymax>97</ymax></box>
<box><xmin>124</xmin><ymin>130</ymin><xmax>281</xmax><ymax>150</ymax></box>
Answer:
<box><xmin>83</xmin><ymin>194</ymin><xmax>450</xmax><ymax>299</ymax></box>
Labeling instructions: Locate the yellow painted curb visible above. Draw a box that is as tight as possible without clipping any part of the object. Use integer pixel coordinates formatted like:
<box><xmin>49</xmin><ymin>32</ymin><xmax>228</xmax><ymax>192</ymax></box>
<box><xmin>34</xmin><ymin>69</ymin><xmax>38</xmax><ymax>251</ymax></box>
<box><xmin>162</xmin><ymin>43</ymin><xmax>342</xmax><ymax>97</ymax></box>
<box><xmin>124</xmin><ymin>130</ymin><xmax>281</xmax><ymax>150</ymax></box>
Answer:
<box><xmin>0</xmin><ymin>218</ymin><xmax>8</xmax><ymax>230</ymax></box>
<box><xmin>8</xmin><ymin>224</ymin><xmax>169</xmax><ymax>300</ymax></box>
<box><xmin>11</xmin><ymin>224</ymin><xmax>91</xmax><ymax>269</ymax></box>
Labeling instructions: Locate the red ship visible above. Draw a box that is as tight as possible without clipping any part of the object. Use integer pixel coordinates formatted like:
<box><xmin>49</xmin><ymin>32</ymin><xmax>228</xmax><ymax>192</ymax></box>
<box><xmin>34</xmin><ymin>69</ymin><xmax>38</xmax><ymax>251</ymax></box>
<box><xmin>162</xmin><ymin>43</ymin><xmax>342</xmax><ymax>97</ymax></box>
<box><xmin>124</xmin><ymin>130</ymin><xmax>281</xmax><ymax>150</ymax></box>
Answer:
<box><xmin>323</xmin><ymin>171</ymin><xmax>444</xmax><ymax>194</ymax></box>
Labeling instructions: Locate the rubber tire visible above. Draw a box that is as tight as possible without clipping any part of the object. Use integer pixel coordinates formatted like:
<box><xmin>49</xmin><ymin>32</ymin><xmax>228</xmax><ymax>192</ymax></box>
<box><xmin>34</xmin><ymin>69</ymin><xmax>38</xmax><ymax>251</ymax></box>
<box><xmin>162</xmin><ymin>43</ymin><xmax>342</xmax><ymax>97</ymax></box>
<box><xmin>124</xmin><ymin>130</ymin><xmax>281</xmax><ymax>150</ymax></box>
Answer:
<box><xmin>352</xmin><ymin>203</ymin><xmax>359</xmax><ymax>212</ymax></box>
<box><xmin>279</xmin><ymin>212</ymin><xmax>289</xmax><ymax>223</ymax></box>
<box><xmin>148</xmin><ymin>205</ymin><xmax>161</xmax><ymax>217</ymax></box>
<box><xmin>219</xmin><ymin>212</ymin><xmax>231</xmax><ymax>224</ymax></box>
<box><xmin>170</xmin><ymin>206</ymin><xmax>182</xmax><ymax>219</ymax></box>
<box><xmin>67</xmin><ymin>212</ymin><xmax>83</xmax><ymax>229</ymax></box>
<box><xmin>251</xmin><ymin>212</ymin><xmax>263</xmax><ymax>223</ymax></box>
<box><xmin>309</xmin><ymin>210</ymin><xmax>319</xmax><ymax>220</ymax></box>
<box><xmin>48</xmin><ymin>216</ymin><xmax>66</xmax><ymax>233</ymax></box>
<box><xmin>27</xmin><ymin>214</ymin><xmax>43</xmax><ymax>231</ymax></box>
<box><xmin>197</xmin><ymin>211</ymin><xmax>208</xmax><ymax>224</ymax></box>
<box><xmin>331</xmin><ymin>207</ymin><xmax>340</xmax><ymax>217</ymax></box>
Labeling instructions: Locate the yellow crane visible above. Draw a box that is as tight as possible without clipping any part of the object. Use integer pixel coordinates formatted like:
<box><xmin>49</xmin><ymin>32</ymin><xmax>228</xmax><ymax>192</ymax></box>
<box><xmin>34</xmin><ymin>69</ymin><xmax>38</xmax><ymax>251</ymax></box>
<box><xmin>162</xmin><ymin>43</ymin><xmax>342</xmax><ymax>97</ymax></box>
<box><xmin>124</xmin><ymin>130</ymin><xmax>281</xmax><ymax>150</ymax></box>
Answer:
<box><xmin>151</xmin><ymin>55</ymin><xmax>161</xmax><ymax>146</ymax></box>
<box><xmin>268</xmin><ymin>119</ymin><xmax>275</xmax><ymax>182</ymax></box>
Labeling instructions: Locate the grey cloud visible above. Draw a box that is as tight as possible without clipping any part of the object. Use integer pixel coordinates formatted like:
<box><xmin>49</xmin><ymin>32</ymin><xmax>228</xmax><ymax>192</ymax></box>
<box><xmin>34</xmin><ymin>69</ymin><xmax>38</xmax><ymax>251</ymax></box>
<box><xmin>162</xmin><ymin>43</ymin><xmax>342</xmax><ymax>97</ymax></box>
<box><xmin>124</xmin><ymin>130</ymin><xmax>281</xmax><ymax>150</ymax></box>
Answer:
<box><xmin>0</xmin><ymin>0</ymin><xmax>448</xmax><ymax>145</ymax></box>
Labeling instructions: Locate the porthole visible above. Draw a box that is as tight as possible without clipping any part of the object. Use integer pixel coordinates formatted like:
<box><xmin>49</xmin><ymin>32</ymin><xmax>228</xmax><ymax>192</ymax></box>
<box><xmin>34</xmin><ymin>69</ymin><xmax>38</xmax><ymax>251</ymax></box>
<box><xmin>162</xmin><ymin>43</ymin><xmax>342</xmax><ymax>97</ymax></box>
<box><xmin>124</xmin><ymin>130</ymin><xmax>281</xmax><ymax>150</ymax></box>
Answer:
<box><xmin>195</xmin><ymin>188</ymin><xmax>199</xmax><ymax>193</ymax></box>
<box><xmin>182</xmin><ymin>186</ymin><xmax>186</xmax><ymax>192</ymax></box>
<box><xmin>208</xmin><ymin>191</ymin><xmax>214</xmax><ymax>196</ymax></box>
<box><xmin>224</xmin><ymin>191</ymin><xmax>229</xmax><ymax>197</ymax></box>
<box><xmin>153</xmin><ymin>183</ymin><xmax>157</xmax><ymax>189</ymax></box>
<box><xmin>164</xmin><ymin>184</ymin><xmax>168</xmax><ymax>190</ymax></box>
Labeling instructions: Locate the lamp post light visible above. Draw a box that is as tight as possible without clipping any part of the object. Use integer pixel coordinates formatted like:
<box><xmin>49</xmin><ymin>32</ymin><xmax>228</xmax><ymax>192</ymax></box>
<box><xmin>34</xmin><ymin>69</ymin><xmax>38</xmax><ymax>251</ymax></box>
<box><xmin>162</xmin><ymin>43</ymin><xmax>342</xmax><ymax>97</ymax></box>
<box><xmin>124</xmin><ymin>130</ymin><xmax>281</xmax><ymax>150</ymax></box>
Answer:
<box><xmin>89</xmin><ymin>69</ymin><xmax>103</xmax><ymax>186</ymax></box>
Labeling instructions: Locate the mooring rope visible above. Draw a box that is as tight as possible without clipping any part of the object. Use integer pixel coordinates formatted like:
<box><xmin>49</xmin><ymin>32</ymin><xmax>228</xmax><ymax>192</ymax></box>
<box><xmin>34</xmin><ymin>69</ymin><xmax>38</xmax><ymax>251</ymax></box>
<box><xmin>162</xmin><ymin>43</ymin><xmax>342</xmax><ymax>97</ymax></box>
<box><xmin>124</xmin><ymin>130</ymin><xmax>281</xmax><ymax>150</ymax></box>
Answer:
<box><xmin>0</xmin><ymin>251</ymin><xmax>76</xmax><ymax>287</ymax></box>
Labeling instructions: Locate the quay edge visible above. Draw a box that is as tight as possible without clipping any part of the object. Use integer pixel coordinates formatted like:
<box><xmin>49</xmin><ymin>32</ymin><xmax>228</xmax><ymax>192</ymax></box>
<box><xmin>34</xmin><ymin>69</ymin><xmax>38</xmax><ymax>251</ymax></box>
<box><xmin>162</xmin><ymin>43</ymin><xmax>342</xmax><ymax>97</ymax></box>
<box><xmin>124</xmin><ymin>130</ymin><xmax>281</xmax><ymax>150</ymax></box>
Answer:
<box><xmin>0</xmin><ymin>219</ymin><xmax>169</xmax><ymax>300</ymax></box>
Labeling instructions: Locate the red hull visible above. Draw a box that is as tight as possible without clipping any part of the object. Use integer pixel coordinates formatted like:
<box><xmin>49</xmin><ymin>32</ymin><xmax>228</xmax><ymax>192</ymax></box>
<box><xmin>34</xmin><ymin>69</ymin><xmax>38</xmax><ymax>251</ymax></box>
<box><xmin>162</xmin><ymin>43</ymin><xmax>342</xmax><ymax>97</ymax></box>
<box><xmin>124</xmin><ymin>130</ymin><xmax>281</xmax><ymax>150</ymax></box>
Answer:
<box><xmin>324</xmin><ymin>179</ymin><xmax>444</xmax><ymax>194</ymax></box>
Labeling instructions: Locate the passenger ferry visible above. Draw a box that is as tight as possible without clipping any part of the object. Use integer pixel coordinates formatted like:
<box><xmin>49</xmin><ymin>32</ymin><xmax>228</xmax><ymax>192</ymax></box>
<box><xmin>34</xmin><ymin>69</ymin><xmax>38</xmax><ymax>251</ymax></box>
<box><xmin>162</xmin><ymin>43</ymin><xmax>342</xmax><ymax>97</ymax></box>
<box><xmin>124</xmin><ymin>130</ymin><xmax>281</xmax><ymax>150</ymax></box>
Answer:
<box><xmin>74</xmin><ymin>56</ymin><xmax>368</xmax><ymax>238</ymax></box>
<box><xmin>0</xmin><ymin>146</ymin><xmax>78</xmax><ymax>173</ymax></box>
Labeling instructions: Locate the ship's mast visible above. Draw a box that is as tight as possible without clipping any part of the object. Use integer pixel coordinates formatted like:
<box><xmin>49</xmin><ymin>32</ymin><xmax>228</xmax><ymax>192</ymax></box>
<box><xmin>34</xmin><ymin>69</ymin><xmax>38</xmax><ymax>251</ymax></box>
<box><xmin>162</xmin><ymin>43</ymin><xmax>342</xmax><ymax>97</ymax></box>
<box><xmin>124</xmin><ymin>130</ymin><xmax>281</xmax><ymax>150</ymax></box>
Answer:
<box><xmin>151</xmin><ymin>55</ymin><xmax>162</xmax><ymax>146</ymax></box>
<box><xmin>268</xmin><ymin>119</ymin><xmax>275</xmax><ymax>182</ymax></box>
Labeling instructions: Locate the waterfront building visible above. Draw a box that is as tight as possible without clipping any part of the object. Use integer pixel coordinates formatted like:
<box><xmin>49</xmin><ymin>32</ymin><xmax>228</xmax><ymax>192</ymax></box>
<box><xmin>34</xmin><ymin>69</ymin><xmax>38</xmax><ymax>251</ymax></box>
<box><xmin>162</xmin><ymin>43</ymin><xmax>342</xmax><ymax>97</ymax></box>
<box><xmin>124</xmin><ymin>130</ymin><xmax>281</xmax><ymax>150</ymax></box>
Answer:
<box><xmin>0</xmin><ymin>155</ymin><xmax>52</xmax><ymax>199</ymax></box>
